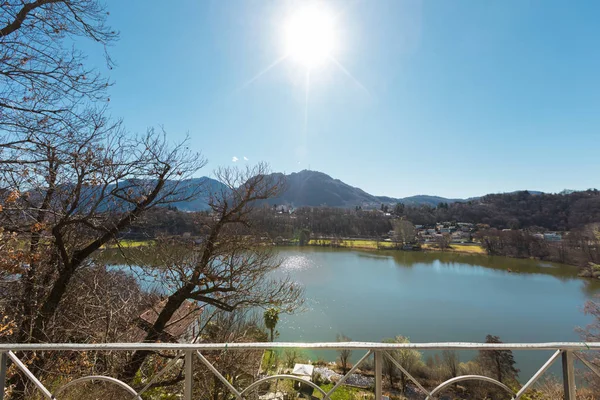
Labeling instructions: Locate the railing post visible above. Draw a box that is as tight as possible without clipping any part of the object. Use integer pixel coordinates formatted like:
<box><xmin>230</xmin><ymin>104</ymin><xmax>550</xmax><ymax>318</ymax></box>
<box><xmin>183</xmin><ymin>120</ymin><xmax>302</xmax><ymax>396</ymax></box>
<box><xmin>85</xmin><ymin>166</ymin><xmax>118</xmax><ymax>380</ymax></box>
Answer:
<box><xmin>0</xmin><ymin>352</ymin><xmax>7</xmax><ymax>400</ymax></box>
<box><xmin>562</xmin><ymin>351</ymin><xmax>576</xmax><ymax>400</ymax></box>
<box><xmin>374</xmin><ymin>351</ymin><xmax>382</xmax><ymax>400</ymax></box>
<box><xmin>184</xmin><ymin>350</ymin><xmax>193</xmax><ymax>400</ymax></box>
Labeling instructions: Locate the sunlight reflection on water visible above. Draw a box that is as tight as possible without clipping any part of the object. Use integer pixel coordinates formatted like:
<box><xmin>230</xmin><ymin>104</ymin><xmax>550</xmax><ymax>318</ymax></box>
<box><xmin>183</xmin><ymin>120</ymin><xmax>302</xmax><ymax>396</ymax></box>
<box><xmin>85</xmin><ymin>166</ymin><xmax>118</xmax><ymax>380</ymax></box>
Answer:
<box><xmin>277</xmin><ymin>255</ymin><xmax>338</xmax><ymax>335</ymax></box>
<box><xmin>280</xmin><ymin>254</ymin><xmax>316</xmax><ymax>272</ymax></box>
<box><xmin>271</xmin><ymin>248</ymin><xmax>600</xmax><ymax>379</ymax></box>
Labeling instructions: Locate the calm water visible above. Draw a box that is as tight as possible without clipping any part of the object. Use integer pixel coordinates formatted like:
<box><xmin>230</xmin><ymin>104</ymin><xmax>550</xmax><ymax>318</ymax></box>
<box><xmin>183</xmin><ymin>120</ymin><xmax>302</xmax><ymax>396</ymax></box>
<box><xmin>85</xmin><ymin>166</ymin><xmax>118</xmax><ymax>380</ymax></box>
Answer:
<box><xmin>273</xmin><ymin>248</ymin><xmax>600</xmax><ymax>380</ymax></box>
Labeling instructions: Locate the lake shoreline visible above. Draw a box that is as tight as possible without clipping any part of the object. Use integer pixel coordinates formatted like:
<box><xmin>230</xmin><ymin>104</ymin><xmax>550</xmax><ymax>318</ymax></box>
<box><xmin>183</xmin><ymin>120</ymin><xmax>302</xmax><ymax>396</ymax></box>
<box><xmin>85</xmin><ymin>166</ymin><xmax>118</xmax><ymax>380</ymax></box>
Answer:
<box><xmin>274</xmin><ymin>247</ymin><xmax>598</xmax><ymax>381</ymax></box>
<box><xmin>109</xmin><ymin>238</ymin><xmax>594</xmax><ymax>280</ymax></box>
<box><xmin>283</xmin><ymin>239</ymin><xmax>592</xmax><ymax>275</ymax></box>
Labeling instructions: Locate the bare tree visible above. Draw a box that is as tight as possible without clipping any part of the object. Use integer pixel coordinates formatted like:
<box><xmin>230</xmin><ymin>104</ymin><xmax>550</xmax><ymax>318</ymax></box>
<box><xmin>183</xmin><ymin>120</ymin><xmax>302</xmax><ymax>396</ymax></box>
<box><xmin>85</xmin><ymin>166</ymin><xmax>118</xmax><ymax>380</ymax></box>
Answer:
<box><xmin>0</xmin><ymin>119</ymin><xmax>204</xmax><ymax>398</ymax></box>
<box><xmin>442</xmin><ymin>349</ymin><xmax>460</xmax><ymax>387</ymax></box>
<box><xmin>56</xmin><ymin>266</ymin><xmax>157</xmax><ymax>344</ymax></box>
<box><xmin>0</xmin><ymin>0</ymin><xmax>117</xmax><ymax>135</ymax></box>
<box><xmin>382</xmin><ymin>336</ymin><xmax>423</xmax><ymax>393</ymax></box>
<box><xmin>336</xmin><ymin>333</ymin><xmax>352</xmax><ymax>375</ymax></box>
<box><xmin>192</xmin><ymin>311</ymin><xmax>268</xmax><ymax>400</ymax></box>
<box><xmin>1</xmin><ymin>125</ymin><xmax>204</xmax><ymax>332</ymax></box>
<box><xmin>283</xmin><ymin>348</ymin><xmax>303</xmax><ymax>368</ymax></box>
<box><xmin>118</xmin><ymin>164</ymin><xmax>303</xmax><ymax>382</ymax></box>
<box><xmin>436</xmin><ymin>232</ymin><xmax>452</xmax><ymax>250</ymax></box>
<box><xmin>0</xmin><ymin>2</ymin><xmax>299</xmax><ymax>398</ymax></box>
<box><xmin>17</xmin><ymin>265</ymin><xmax>159</xmax><ymax>394</ymax></box>
<box><xmin>442</xmin><ymin>350</ymin><xmax>460</xmax><ymax>378</ymax></box>
<box><xmin>578</xmin><ymin>297</ymin><xmax>600</xmax><ymax>395</ymax></box>
<box><xmin>393</xmin><ymin>219</ymin><xmax>415</xmax><ymax>247</ymax></box>
<box><xmin>1</xmin><ymin>0</ymin><xmax>208</xmax><ymax>352</ymax></box>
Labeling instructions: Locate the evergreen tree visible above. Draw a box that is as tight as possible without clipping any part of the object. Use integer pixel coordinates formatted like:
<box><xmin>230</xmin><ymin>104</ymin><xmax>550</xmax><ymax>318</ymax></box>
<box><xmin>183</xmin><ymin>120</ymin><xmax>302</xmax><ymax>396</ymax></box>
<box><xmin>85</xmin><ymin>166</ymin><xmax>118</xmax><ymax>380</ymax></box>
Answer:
<box><xmin>478</xmin><ymin>335</ymin><xmax>520</xmax><ymax>383</ymax></box>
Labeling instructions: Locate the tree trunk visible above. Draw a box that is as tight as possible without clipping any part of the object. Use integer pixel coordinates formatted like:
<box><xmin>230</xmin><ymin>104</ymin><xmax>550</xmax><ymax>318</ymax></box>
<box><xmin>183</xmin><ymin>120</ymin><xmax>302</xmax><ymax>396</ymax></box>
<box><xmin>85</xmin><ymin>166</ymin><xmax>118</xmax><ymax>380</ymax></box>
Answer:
<box><xmin>119</xmin><ymin>286</ymin><xmax>192</xmax><ymax>381</ymax></box>
<box><xmin>387</xmin><ymin>371</ymin><xmax>394</xmax><ymax>390</ymax></box>
<box><xmin>212</xmin><ymin>374</ymin><xmax>220</xmax><ymax>400</ymax></box>
<box><xmin>31</xmin><ymin>266</ymin><xmax>76</xmax><ymax>341</ymax></box>
<box><xmin>401</xmin><ymin>373</ymin><xmax>407</xmax><ymax>394</ymax></box>
<box><xmin>496</xmin><ymin>356</ymin><xmax>503</xmax><ymax>383</ymax></box>
<box><xmin>9</xmin><ymin>265</ymin><xmax>77</xmax><ymax>399</ymax></box>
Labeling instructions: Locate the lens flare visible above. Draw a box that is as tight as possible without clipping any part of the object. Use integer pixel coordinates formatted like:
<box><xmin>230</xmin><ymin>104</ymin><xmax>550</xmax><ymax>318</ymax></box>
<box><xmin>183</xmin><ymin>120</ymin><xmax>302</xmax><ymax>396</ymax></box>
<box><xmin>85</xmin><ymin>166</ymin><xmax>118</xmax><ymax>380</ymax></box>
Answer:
<box><xmin>286</xmin><ymin>5</ymin><xmax>335</xmax><ymax>68</ymax></box>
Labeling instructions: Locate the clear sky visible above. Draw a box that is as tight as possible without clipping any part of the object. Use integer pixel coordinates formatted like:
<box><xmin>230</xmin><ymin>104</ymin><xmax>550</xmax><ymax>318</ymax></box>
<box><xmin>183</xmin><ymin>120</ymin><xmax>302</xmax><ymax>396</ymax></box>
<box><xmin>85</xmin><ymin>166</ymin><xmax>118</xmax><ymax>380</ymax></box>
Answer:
<box><xmin>90</xmin><ymin>0</ymin><xmax>600</xmax><ymax>199</ymax></box>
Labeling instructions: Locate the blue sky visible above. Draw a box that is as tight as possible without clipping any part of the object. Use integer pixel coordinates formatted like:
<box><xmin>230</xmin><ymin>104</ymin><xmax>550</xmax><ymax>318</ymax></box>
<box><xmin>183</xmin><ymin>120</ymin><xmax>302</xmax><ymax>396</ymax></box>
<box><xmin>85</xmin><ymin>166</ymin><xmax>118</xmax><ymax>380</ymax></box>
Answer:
<box><xmin>90</xmin><ymin>0</ymin><xmax>600</xmax><ymax>198</ymax></box>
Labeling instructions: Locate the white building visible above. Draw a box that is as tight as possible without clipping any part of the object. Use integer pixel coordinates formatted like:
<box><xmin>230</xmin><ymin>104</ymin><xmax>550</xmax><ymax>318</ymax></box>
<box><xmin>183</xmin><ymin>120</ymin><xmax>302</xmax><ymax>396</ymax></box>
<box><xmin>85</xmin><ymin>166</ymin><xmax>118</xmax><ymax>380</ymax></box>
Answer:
<box><xmin>292</xmin><ymin>363</ymin><xmax>314</xmax><ymax>382</ymax></box>
<box><xmin>544</xmin><ymin>232</ymin><xmax>562</xmax><ymax>242</ymax></box>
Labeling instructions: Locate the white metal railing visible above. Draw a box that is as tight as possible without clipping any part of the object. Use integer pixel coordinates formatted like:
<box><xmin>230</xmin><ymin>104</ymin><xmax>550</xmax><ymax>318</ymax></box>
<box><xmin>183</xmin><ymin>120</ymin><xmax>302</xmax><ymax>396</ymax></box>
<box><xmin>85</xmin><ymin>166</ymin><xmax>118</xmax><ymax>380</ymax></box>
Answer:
<box><xmin>1</xmin><ymin>342</ymin><xmax>600</xmax><ymax>399</ymax></box>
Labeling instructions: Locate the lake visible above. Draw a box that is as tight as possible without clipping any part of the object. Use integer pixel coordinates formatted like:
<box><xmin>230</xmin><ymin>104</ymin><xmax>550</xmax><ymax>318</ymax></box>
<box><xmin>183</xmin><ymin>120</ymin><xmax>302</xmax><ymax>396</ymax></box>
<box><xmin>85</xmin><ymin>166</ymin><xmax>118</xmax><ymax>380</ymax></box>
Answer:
<box><xmin>272</xmin><ymin>248</ymin><xmax>600</xmax><ymax>380</ymax></box>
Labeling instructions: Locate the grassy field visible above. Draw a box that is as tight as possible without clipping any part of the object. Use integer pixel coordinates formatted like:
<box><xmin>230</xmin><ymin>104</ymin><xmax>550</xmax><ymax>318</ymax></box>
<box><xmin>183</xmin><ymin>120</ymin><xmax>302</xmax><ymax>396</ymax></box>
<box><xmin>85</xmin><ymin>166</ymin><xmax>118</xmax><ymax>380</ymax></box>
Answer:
<box><xmin>308</xmin><ymin>239</ymin><xmax>396</xmax><ymax>250</ymax></box>
<box><xmin>107</xmin><ymin>238</ymin><xmax>487</xmax><ymax>255</ymax></box>
<box><xmin>260</xmin><ymin>350</ymin><xmax>277</xmax><ymax>374</ymax></box>
<box><xmin>308</xmin><ymin>238</ymin><xmax>487</xmax><ymax>254</ymax></box>
<box><xmin>308</xmin><ymin>239</ymin><xmax>486</xmax><ymax>254</ymax></box>
<box><xmin>314</xmin><ymin>383</ymin><xmax>374</xmax><ymax>400</ymax></box>
<box><xmin>120</xmin><ymin>239</ymin><xmax>153</xmax><ymax>247</ymax></box>
<box><xmin>102</xmin><ymin>239</ymin><xmax>153</xmax><ymax>249</ymax></box>
<box><xmin>421</xmin><ymin>243</ymin><xmax>487</xmax><ymax>254</ymax></box>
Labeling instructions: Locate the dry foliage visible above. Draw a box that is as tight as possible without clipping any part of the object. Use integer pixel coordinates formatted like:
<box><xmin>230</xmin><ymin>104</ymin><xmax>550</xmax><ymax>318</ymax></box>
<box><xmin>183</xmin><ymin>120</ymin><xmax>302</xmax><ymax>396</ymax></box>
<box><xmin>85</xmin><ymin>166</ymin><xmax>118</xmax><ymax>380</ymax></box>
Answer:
<box><xmin>119</xmin><ymin>163</ymin><xmax>303</xmax><ymax>381</ymax></box>
<box><xmin>1</xmin><ymin>2</ymin><xmax>206</xmax><ymax>398</ymax></box>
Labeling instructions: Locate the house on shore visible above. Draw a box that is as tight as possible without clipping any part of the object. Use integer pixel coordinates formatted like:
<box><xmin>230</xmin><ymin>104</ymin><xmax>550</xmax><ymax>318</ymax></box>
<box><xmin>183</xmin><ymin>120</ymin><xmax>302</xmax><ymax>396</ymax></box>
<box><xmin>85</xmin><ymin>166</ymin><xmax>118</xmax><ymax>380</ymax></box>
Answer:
<box><xmin>135</xmin><ymin>299</ymin><xmax>203</xmax><ymax>343</ymax></box>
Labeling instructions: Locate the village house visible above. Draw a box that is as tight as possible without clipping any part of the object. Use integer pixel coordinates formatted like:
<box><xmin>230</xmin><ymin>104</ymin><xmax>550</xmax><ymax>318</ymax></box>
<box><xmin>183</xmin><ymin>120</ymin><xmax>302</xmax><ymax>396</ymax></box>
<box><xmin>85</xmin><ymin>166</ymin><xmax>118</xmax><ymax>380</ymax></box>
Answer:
<box><xmin>136</xmin><ymin>299</ymin><xmax>203</xmax><ymax>343</ymax></box>
<box><xmin>544</xmin><ymin>232</ymin><xmax>563</xmax><ymax>242</ymax></box>
<box><xmin>451</xmin><ymin>231</ymin><xmax>469</xmax><ymax>242</ymax></box>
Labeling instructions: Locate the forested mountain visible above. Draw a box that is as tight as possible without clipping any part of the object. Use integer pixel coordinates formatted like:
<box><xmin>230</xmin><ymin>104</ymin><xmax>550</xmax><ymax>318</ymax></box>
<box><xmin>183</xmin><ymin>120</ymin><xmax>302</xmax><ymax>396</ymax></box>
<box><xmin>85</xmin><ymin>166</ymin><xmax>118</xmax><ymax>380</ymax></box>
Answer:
<box><xmin>84</xmin><ymin>170</ymin><xmax>599</xmax><ymax>228</ymax></box>
<box><xmin>402</xmin><ymin>190</ymin><xmax>600</xmax><ymax>230</ymax></box>
<box><xmin>154</xmin><ymin>170</ymin><xmax>464</xmax><ymax>209</ymax></box>
<box><xmin>169</xmin><ymin>177</ymin><xmax>229</xmax><ymax>211</ymax></box>
<box><xmin>140</xmin><ymin>172</ymin><xmax>599</xmax><ymax>231</ymax></box>
<box><xmin>110</xmin><ymin>170</ymin><xmax>458</xmax><ymax>211</ymax></box>
<box><xmin>393</xmin><ymin>195</ymin><xmax>467</xmax><ymax>207</ymax></box>
<box><xmin>128</xmin><ymin>179</ymin><xmax>600</xmax><ymax>237</ymax></box>
<box><xmin>265</xmin><ymin>170</ymin><xmax>381</xmax><ymax>207</ymax></box>
<box><xmin>77</xmin><ymin>177</ymin><xmax>229</xmax><ymax>212</ymax></box>
<box><xmin>261</xmin><ymin>170</ymin><xmax>465</xmax><ymax>208</ymax></box>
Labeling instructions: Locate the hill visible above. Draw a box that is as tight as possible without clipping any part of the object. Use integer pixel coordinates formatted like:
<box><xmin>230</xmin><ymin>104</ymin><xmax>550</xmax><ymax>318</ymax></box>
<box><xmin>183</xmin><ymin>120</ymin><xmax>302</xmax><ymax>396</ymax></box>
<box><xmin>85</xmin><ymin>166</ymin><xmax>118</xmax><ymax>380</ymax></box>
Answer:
<box><xmin>141</xmin><ymin>170</ymin><xmax>563</xmax><ymax>211</ymax></box>
<box><xmin>264</xmin><ymin>170</ymin><xmax>468</xmax><ymax>208</ymax></box>
<box><xmin>169</xmin><ymin>177</ymin><xmax>230</xmax><ymax>211</ymax></box>
<box><xmin>166</xmin><ymin>170</ymin><xmax>475</xmax><ymax>210</ymax></box>
<box><xmin>402</xmin><ymin>189</ymin><xmax>600</xmax><ymax>230</ymax></box>
<box><xmin>394</xmin><ymin>195</ymin><xmax>466</xmax><ymax>207</ymax></box>
<box><xmin>264</xmin><ymin>170</ymin><xmax>381</xmax><ymax>207</ymax></box>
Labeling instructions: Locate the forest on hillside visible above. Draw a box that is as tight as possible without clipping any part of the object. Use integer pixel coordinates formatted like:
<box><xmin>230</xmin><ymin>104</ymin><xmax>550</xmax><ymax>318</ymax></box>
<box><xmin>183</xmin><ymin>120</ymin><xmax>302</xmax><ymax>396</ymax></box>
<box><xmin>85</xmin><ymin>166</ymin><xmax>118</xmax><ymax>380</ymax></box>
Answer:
<box><xmin>131</xmin><ymin>190</ymin><xmax>600</xmax><ymax>239</ymax></box>
<box><xmin>399</xmin><ymin>190</ymin><xmax>600</xmax><ymax>231</ymax></box>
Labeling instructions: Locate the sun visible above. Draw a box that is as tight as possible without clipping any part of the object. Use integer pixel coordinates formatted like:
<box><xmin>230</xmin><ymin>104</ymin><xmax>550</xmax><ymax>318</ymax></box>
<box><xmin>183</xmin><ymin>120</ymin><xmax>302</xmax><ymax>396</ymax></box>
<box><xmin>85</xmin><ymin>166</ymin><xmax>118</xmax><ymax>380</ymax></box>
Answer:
<box><xmin>285</xmin><ymin>5</ymin><xmax>335</xmax><ymax>68</ymax></box>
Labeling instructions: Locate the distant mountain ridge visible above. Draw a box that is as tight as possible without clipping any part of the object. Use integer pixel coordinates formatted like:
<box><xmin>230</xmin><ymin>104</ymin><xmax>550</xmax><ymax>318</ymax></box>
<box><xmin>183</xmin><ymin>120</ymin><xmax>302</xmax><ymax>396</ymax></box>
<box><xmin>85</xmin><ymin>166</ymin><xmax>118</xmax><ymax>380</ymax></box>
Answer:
<box><xmin>159</xmin><ymin>170</ymin><xmax>559</xmax><ymax>211</ymax></box>
<box><xmin>389</xmin><ymin>195</ymin><xmax>467</xmax><ymax>207</ymax></box>
<box><xmin>263</xmin><ymin>170</ymin><xmax>381</xmax><ymax>207</ymax></box>
<box><xmin>264</xmin><ymin>170</ymin><xmax>477</xmax><ymax>207</ymax></box>
<box><xmin>169</xmin><ymin>177</ymin><xmax>229</xmax><ymax>211</ymax></box>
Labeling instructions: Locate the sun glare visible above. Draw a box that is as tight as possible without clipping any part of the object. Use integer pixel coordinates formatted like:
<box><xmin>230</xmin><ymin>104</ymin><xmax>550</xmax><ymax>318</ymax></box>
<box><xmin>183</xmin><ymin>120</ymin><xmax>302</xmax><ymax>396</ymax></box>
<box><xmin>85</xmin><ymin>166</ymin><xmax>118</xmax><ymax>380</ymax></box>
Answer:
<box><xmin>286</xmin><ymin>5</ymin><xmax>335</xmax><ymax>68</ymax></box>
